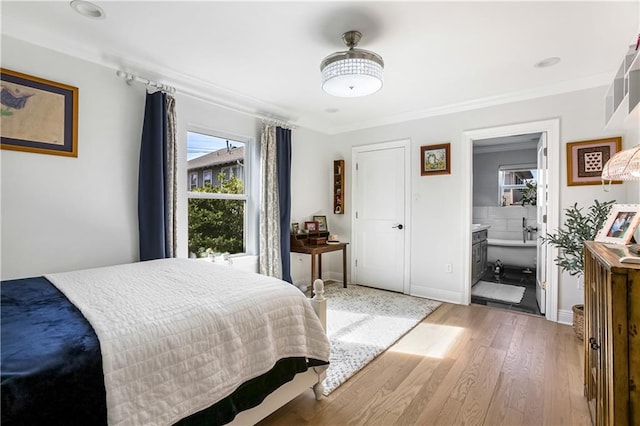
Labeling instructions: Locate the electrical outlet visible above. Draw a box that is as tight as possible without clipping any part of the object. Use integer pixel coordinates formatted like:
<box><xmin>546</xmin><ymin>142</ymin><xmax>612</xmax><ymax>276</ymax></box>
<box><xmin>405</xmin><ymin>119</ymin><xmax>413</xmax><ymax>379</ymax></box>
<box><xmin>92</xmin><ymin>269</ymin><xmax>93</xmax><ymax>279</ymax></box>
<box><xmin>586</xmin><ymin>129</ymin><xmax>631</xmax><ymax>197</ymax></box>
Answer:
<box><xmin>445</xmin><ymin>263</ymin><xmax>453</xmax><ymax>273</ymax></box>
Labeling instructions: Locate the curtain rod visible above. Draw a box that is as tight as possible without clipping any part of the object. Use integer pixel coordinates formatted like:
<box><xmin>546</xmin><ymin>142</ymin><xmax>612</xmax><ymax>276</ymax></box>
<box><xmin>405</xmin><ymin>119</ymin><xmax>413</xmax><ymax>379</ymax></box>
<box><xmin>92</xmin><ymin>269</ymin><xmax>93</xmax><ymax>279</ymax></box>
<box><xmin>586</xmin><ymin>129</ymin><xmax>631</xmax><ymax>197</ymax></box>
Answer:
<box><xmin>116</xmin><ymin>70</ymin><xmax>176</xmax><ymax>94</ymax></box>
<box><xmin>116</xmin><ymin>70</ymin><xmax>296</xmax><ymax>129</ymax></box>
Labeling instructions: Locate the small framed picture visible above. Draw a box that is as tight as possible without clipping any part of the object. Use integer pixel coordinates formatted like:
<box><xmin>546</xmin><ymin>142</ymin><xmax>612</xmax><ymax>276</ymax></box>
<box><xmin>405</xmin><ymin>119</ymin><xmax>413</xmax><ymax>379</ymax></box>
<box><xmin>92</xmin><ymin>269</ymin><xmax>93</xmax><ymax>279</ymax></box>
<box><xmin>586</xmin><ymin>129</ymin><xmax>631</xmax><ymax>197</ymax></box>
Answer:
<box><xmin>566</xmin><ymin>137</ymin><xmax>622</xmax><ymax>186</ymax></box>
<box><xmin>291</xmin><ymin>222</ymin><xmax>299</xmax><ymax>234</ymax></box>
<box><xmin>313</xmin><ymin>215</ymin><xmax>328</xmax><ymax>232</ymax></box>
<box><xmin>304</xmin><ymin>221</ymin><xmax>319</xmax><ymax>233</ymax></box>
<box><xmin>420</xmin><ymin>143</ymin><xmax>450</xmax><ymax>176</ymax></box>
<box><xmin>595</xmin><ymin>204</ymin><xmax>640</xmax><ymax>245</ymax></box>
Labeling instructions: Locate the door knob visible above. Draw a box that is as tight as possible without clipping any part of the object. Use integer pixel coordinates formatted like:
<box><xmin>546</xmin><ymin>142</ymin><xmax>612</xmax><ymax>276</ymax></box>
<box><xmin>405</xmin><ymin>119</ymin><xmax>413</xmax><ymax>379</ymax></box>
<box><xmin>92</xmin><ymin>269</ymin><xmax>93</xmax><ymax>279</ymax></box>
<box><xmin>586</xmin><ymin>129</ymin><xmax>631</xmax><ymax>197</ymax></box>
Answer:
<box><xmin>392</xmin><ymin>224</ymin><xmax>404</xmax><ymax>230</ymax></box>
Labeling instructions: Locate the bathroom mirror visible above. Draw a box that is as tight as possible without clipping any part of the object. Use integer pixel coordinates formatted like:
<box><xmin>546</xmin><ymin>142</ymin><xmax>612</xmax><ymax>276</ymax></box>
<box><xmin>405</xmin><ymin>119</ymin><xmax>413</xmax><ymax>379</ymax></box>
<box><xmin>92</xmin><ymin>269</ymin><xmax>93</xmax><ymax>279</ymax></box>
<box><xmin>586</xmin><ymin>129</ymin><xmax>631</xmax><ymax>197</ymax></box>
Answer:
<box><xmin>498</xmin><ymin>163</ymin><xmax>537</xmax><ymax>206</ymax></box>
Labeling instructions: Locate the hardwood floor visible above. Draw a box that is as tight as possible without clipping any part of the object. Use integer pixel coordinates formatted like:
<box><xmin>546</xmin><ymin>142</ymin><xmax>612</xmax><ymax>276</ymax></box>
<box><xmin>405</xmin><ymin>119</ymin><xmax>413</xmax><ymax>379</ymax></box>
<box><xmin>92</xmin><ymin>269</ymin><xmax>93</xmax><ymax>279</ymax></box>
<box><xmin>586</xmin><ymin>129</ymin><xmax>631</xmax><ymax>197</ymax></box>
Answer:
<box><xmin>259</xmin><ymin>303</ymin><xmax>591</xmax><ymax>426</ymax></box>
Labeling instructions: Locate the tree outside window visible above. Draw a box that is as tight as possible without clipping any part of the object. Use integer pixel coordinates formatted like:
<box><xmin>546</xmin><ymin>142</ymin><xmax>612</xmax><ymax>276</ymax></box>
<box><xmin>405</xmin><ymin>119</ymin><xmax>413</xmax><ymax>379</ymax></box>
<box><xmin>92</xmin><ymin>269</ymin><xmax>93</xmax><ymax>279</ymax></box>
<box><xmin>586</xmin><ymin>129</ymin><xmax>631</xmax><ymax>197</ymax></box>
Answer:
<box><xmin>187</xmin><ymin>131</ymin><xmax>246</xmax><ymax>257</ymax></box>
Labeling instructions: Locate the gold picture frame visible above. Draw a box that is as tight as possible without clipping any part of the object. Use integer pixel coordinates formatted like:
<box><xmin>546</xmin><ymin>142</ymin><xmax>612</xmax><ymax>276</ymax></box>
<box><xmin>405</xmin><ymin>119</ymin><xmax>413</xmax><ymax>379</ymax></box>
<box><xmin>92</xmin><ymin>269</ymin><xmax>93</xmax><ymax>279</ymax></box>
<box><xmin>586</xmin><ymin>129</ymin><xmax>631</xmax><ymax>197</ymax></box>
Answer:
<box><xmin>566</xmin><ymin>137</ymin><xmax>622</xmax><ymax>186</ymax></box>
<box><xmin>1</xmin><ymin>68</ymin><xmax>78</xmax><ymax>157</ymax></box>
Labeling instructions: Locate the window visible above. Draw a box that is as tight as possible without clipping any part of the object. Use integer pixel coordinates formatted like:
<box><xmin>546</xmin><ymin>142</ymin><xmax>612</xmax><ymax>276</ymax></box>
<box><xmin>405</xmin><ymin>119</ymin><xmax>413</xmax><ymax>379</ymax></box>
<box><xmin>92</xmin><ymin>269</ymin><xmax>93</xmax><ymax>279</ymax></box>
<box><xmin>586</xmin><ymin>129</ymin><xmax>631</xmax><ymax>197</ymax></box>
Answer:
<box><xmin>203</xmin><ymin>170</ymin><xmax>212</xmax><ymax>187</ymax></box>
<box><xmin>187</xmin><ymin>131</ymin><xmax>246</xmax><ymax>257</ymax></box>
<box><xmin>498</xmin><ymin>164</ymin><xmax>537</xmax><ymax>206</ymax></box>
<box><xmin>189</xmin><ymin>172</ymin><xmax>198</xmax><ymax>190</ymax></box>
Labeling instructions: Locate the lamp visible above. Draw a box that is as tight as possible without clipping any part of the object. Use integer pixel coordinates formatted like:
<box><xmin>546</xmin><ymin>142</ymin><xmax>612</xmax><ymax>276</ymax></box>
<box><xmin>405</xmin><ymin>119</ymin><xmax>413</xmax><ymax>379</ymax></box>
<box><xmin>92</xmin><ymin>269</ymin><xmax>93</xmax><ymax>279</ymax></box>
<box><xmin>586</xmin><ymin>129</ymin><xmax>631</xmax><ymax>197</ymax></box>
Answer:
<box><xmin>320</xmin><ymin>31</ymin><xmax>384</xmax><ymax>97</ymax></box>
<box><xmin>601</xmin><ymin>145</ymin><xmax>640</xmax><ymax>181</ymax></box>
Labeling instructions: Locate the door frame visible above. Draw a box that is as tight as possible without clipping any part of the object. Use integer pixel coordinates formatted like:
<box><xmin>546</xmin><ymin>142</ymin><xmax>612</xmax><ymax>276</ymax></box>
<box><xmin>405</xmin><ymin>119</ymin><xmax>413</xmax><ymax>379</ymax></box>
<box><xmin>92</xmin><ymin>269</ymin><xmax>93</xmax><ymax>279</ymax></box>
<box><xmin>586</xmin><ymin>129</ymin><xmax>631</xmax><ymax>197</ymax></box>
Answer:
<box><xmin>351</xmin><ymin>139</ymin><xmax>412</xmax><ymax>294</ymax></box>
<box><xmin>462</xmin><ymin>119</ymin><xmax>560</xmax><ymax>321</ymax></box>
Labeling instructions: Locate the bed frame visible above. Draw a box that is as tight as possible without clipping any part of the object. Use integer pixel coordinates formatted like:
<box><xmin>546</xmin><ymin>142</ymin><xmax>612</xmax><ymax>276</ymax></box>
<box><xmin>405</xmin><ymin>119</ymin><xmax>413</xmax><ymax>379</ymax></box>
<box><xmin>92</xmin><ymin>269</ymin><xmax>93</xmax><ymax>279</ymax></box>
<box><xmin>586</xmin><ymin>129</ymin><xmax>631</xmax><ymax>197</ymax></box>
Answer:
<box><xmin>230</xmin><ymin>279</ymin><xmax>328</xmax><ymax>425</ymax></box>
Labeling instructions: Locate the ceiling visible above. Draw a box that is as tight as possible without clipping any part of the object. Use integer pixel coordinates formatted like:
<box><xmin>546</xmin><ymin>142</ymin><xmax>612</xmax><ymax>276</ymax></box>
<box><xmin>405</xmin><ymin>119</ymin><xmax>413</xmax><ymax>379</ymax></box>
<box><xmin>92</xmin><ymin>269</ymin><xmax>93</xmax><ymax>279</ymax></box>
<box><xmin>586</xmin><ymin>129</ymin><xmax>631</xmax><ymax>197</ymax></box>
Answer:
<box><xmin>1</xmin><ymin>1</ymin><xmax>638</xmax><ymax>135</ymax></box>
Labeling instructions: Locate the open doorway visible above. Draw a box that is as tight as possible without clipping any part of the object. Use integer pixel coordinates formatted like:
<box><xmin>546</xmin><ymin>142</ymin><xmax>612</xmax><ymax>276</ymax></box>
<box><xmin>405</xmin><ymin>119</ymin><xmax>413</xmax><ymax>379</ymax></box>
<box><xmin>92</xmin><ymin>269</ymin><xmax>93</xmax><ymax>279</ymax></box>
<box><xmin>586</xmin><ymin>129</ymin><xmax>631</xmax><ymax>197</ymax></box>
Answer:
<box><xmin>471</xmin><ymin>133</ymin><xmax>544</xmax><ymax>316</ymax></box>
<box><xmin>462</xmin><ymin>119</ymin><xmax>560</xmax><ymax>322</ymax></box>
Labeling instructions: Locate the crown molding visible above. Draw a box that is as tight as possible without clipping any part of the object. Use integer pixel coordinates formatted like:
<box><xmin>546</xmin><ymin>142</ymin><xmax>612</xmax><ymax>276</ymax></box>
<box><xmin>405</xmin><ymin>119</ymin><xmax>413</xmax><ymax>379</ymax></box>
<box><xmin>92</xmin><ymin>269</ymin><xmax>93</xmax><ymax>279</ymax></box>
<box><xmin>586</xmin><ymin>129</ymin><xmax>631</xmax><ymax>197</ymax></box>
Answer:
<box><xmin>2</xmin><ymin>21</ymin><xmax>612</xmax><ymax>136</ymax></box>
<box><xmin>325</xmin><ymin>72</ymin><xmax>611</xmax><ymax>135</ymax></box>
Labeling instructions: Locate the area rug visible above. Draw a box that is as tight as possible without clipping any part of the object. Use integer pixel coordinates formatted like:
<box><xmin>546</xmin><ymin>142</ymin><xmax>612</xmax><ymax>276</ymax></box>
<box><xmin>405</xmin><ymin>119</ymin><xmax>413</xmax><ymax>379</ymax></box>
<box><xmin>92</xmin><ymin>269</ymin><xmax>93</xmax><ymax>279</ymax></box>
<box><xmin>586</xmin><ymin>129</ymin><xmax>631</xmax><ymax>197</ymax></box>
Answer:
<box><xmin>321</xmin><ymin>284</ymin><xmax>441</xmax><ymax>395</ymax></box>
<box><xmin>471</xmin><ymin>280</ymin><xmax>525</xmax><ymax>304</ymax></box>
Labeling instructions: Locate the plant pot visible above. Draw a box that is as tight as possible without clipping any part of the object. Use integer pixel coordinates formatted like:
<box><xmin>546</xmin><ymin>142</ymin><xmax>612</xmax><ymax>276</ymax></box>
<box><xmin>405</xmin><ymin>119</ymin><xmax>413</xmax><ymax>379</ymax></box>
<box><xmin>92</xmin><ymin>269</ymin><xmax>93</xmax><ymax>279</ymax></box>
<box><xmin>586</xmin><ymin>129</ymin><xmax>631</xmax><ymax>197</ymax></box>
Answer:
<box><xmin>572</xmin><ymin>304</ymin><xmax>584</xmax><ymax>340</ymax></box>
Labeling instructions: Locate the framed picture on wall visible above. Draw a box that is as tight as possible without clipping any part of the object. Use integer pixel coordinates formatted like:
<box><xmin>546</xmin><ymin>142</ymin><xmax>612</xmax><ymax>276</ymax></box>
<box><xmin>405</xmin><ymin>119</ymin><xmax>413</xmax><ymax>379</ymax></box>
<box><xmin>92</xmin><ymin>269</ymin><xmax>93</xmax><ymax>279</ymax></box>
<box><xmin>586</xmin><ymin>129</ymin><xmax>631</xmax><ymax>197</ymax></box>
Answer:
<box><xmin>420</xmin><ymin>143</ymin><xmax>450</xmax><ymax>176</ymax></box>
<box><xmin>0</xmin><ymin>68</ymin><xmax>78</xmax><ymax>157</ymax></box>
<box><xmin>566</xmin><ymin>137</ymin><xmax>622</xmax><ymax>186</ymax></box>
<box><xmin>595</xmin><ymin>204</ymin><xmax>640</xmax><ymax>245</ymax></box>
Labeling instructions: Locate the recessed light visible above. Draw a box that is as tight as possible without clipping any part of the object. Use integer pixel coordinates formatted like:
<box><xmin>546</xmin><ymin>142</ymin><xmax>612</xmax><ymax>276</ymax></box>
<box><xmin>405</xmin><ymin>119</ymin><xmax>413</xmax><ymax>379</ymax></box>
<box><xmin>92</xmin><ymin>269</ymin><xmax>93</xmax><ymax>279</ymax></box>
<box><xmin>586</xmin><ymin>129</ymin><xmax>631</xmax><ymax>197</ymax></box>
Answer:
<box><xmin>534</xmin><ymin>57</ymin><xmax>561</xmax><ymax>68</ymax></box>
<box><xmin>70</xmin><ymin>0</ymin><xmax>105</xmax><ymax>19</ymax></box>
<box><xmin>325</xmin><ymin>108</ymin><xmax>339</xmax><ymax>114</ymax></box>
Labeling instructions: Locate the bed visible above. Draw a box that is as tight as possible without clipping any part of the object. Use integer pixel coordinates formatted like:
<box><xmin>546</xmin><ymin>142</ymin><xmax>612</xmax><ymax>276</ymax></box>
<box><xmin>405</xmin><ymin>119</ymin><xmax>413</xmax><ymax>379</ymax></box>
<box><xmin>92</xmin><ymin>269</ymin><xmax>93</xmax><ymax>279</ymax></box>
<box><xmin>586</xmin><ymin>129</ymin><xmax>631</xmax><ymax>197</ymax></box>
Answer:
<box><xmin>1</xmin><ymin>258</ymin><xmax>330</xmax><ymax>425</ymax></box>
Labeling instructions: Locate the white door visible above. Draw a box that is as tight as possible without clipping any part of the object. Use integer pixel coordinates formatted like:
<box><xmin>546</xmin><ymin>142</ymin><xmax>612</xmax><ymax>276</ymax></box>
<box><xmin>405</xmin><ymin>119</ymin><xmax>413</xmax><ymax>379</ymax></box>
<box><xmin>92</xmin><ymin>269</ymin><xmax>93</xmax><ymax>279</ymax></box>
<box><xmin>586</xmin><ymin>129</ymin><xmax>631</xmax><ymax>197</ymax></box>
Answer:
<box><xmin>536</xmin><ymin>133</ymin><xmax>547</xmax><ymax>314</ymax></box>
<box><xmin>353</xmin><ymin>144</ymin><xmax>406</xmax><ymax>292</ymax></box>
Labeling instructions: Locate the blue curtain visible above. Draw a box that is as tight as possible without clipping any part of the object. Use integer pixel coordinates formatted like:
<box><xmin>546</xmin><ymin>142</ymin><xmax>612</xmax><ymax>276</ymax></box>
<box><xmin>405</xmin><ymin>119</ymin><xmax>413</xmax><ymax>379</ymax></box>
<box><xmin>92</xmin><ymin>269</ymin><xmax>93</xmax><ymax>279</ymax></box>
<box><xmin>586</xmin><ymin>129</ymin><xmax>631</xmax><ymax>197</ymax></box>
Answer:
<box><xmin>138</xmin><ymin>92</ymin><xmax>169</xmax><ymax>261</ymax></box>
<box><xmin>276</xmin><ymin>127</ymin><xmax>292</xmax><ymax>283</ymax></box>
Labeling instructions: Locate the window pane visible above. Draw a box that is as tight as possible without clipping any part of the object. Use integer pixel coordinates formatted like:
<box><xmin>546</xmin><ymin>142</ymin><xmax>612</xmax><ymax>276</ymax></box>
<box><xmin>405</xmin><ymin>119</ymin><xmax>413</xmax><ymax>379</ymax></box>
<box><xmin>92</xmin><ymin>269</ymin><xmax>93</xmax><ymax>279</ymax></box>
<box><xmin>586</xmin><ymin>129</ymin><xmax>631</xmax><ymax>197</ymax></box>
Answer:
<box><xmin>187</xmin><ymin>132</ymin><xmax>244</xmax><ymax>193</ymax></box>
<box><xmin>187</xmin><ymin>131</ymin><xmax>246</xmax><ymax>257</ymax></box>
<box><xmin>188</xmin><ymin>198</ymin><xmax>245</xmax><ymax>256</ymax></box>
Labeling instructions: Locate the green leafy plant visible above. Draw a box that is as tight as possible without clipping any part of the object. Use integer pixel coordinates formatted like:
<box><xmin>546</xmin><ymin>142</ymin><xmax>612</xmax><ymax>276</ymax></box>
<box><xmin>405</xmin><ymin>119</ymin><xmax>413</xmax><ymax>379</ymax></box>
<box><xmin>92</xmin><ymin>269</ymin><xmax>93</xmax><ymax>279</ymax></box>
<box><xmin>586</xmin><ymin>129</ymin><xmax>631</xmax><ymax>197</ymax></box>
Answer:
<box><xmin>520</xmin><ymin>182</ymin><xmax>537</xmax><ymax>206</ymax></box>
<box><xmin>188</xmin><ymin>173</ymin><xmax>244</xmax><ymax>256</ymax></box>
<box><xmin>542</xmin><ymin>200</ymin><xmax>615</xmax><ymax>276</ymax></box>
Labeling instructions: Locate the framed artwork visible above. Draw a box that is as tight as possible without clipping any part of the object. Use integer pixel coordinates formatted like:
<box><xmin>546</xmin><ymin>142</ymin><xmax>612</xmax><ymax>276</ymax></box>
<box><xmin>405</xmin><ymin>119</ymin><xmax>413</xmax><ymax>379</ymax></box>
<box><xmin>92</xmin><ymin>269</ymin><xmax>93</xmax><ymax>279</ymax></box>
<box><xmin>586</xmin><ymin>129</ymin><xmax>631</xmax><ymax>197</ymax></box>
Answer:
<box><xmin>291</xmin><ymin>222</ymin><xmax>299</xmax><ymax>234</ymax></box>
<box><xmin>1</xmin><ymin>68</ymin><xmax>78</xmax><ymax>157</ymax></box>
<box><xmin>420</xmin><ymin>143</ymin><xmax>450</xmax><ymax>176</ymax></box>
<box><xmin>304</xmin><ymin>221</ymin><xmax>319</xmax><ymax>233</ymax></box>
<box><xmin>566</xmin><ymin>137</ymin><xmax>622</xmax><ymax>186</ymax></box>
<box><xmin>595</xmin><ymin>204</ymin><xmax>640</xmax><ymax>245</ymax></box>
<box><xmin>313</xmin><ymin>215</ymin><xmax>328</xmax><ymax>232</ymax></box>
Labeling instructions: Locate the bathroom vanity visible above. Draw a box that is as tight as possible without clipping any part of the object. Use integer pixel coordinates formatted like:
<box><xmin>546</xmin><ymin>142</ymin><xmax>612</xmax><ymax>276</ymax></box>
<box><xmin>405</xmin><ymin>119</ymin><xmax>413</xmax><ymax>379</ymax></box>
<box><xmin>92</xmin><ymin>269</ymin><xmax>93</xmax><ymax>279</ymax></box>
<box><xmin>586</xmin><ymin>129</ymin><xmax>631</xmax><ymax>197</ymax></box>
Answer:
<box><xmin>471</xmin><ymin>225</ymin><xmax>489</xmax><ymax>284</ymax></box>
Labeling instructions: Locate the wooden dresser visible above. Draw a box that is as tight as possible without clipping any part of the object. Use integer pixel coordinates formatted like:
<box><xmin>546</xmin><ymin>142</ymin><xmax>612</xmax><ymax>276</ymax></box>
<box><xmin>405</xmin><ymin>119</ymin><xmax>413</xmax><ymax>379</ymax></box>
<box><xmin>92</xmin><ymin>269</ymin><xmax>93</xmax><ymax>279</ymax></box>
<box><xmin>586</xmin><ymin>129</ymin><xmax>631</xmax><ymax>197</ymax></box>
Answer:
<box><xmin>583</xmin><ymin>241</ymin><xmax>639</xmax><ymax>426</ymax></box>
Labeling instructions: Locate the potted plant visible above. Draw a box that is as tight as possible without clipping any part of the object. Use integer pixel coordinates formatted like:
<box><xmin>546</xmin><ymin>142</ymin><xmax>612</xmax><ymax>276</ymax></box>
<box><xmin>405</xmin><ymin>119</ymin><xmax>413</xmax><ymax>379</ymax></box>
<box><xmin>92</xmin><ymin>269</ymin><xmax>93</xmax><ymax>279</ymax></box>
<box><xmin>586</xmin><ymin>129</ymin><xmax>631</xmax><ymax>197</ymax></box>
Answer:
<box><xmin>542</xmin><ymin>199</ymin><xmax>615</xmax><ymax>339</ymax></box>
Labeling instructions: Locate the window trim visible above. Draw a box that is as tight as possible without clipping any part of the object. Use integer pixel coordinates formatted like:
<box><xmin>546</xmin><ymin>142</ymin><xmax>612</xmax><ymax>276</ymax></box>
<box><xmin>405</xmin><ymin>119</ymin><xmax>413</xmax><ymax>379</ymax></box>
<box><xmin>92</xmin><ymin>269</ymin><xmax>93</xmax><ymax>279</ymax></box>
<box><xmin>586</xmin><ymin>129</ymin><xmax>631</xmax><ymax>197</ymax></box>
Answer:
<box><xmin>186</xmin><ymin>127</ymin><xmax>255</xmax><ymax>256</ymax></box>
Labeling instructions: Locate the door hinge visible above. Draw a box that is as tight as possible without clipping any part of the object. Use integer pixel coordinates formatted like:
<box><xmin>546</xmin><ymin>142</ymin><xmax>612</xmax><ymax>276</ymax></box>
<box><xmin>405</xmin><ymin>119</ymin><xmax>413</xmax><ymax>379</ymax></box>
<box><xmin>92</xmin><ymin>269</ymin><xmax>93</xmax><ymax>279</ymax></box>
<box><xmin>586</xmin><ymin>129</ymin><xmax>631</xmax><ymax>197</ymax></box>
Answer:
<box><xmin>356</xmin><ymin>163</ymin><xmax>359</xmax><ymax>171</ymax></box>
<box><xmin>542</xmin><ymin>281</ymin><xmax>547</xmax><ymax>290</ymax></box>
<box><xmin>543</xmin><ymin>147</ymin><xmax>547</xmax><ymax>156</ymax></box>
<box><xmin>355</xmin><ymin>259</ymin><xmax>358</xmax><ymax>267</ymax></box>
<box><xmin>356</xmin><ymin>211</ymin><xmax>358</xmax><ymax>219</ymax></box>
<box><xmin>543</xmin><ymin>214</ymin><xmax>547</xmax><ymax>224</ymax></box>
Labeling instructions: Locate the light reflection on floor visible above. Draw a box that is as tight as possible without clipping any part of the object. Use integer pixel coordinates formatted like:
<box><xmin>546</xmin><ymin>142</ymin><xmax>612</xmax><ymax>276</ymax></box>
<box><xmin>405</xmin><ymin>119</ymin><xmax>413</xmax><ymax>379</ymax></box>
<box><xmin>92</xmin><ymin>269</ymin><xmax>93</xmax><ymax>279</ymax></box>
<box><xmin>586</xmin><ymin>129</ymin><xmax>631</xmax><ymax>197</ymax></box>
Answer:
<box><xmin>388</xmin><ymin>323</ymin><xmax>465</xmax><ymax>359</ymax></box>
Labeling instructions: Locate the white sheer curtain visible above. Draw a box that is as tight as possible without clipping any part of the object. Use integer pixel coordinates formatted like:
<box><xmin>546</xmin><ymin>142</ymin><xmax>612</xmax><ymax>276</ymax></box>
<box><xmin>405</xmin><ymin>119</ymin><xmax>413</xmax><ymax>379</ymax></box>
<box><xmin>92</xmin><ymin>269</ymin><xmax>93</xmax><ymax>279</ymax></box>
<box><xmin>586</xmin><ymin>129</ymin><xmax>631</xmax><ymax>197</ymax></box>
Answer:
<box><xmin>259</xmin><ymin>124</ymin><xmax>282</xmax><ymax>278</ymax></box>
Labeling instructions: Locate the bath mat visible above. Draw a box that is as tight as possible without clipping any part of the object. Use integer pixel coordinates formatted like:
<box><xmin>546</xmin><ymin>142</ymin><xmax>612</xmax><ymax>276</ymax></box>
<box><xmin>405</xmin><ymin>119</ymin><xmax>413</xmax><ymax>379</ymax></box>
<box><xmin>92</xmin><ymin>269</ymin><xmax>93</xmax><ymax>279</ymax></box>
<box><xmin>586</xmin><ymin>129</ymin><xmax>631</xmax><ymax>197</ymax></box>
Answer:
<box><xmin>471</xmin><ymin>280</ymin><xmax>525</xmax><ymax>304</ymax></box>
<box><xmin>322</xmin><ymin>284</ymin><xmax>441</xmax><ymax>395</ymax></box>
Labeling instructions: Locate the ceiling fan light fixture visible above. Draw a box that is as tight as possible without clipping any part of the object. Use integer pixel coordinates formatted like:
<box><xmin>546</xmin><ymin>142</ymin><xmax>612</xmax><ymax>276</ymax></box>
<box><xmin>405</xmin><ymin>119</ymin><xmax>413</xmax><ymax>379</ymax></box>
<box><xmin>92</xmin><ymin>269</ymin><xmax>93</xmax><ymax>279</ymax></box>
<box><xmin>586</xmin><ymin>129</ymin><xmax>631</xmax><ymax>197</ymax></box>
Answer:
<box><xmin>320</xmin><ymin>31</ymin><xmax>384</xmax><ymax>98</ymax></box>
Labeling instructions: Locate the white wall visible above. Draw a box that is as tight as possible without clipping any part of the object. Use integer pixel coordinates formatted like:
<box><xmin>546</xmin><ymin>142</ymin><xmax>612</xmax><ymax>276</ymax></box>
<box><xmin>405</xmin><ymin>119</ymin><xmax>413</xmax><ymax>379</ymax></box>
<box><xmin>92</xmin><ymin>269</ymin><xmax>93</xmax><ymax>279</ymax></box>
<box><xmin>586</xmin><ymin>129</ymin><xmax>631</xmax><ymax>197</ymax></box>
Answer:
<box><xmin>289</xmin><ymin>127</ymin><xmax>343</xmax><ymax>287</ymax></box>
<box><xmin>0</xmin><ymin>35</ymin><xmax>336</xmax><ymax>283</ymax></box>
<box><xmin>1</xmin><ymin>36</ymin><xmax>144</xmax><ymax>279</ymax></box>
<box><xmin>3</xmin><ymin>35</ymin><xmax>638</xmax><ymax>321</ymax></box>
<box><xmin>330</xmin><ymin>86</ymin><xmax>634</xmax><ymax>317</ymax></box>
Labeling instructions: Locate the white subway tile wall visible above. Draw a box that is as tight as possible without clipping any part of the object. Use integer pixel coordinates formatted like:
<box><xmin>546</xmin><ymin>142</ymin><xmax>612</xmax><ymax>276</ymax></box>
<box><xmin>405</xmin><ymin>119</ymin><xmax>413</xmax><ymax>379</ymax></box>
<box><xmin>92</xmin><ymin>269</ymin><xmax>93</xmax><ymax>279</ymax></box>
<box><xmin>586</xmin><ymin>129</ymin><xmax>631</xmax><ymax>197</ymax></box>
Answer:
<box><xmin>473</xmin><ymin>206</ymin><xmax>537</xmax><ymax>241</ymax></box>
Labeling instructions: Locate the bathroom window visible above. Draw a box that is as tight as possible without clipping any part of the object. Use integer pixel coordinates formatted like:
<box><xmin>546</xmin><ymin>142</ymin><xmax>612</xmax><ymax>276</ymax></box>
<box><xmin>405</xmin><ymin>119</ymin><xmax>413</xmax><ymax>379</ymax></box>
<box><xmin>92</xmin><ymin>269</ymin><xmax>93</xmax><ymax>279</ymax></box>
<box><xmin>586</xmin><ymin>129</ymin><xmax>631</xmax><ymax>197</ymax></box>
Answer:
<box><xmin>498</xmin><ymin>164</ymin><xmax>537</xmax><ymax>206</ymax></box>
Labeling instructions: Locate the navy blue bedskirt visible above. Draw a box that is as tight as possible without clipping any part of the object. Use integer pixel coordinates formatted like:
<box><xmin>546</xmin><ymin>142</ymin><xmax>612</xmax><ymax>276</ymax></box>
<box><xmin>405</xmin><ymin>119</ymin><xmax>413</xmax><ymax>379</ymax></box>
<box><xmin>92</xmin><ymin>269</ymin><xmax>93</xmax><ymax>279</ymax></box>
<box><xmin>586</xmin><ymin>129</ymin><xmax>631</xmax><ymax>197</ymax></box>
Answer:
<box><xmin>1</xmin><ymin>276</ymin><xmax>326</xmax><ymax>425</ymax></box>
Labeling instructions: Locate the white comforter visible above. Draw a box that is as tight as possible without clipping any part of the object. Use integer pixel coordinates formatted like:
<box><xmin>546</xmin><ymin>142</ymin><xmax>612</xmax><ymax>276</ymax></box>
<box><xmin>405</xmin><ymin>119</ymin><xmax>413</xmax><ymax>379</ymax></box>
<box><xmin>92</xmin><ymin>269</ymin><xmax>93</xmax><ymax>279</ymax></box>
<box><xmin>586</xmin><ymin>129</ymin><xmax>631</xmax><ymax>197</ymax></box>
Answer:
<box><xmin>46</xmin><ymin>258</ymin><xmax>330</xmax><ymax>425</ymax></box>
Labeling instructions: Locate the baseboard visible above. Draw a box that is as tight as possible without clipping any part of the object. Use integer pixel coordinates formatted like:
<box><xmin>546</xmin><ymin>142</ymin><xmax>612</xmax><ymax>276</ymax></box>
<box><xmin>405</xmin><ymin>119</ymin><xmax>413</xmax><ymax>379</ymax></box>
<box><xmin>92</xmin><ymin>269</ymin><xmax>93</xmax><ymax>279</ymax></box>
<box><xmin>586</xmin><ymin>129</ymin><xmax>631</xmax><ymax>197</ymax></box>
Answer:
<box><xmin>409</xmin><ymin>286</ymin><xmax>463</xmax><ymax>304</ymax></box>
<box><xmin>557</xmin><ymin>308</ymin><xmax>573</xmax><ymax>326</ymax></box>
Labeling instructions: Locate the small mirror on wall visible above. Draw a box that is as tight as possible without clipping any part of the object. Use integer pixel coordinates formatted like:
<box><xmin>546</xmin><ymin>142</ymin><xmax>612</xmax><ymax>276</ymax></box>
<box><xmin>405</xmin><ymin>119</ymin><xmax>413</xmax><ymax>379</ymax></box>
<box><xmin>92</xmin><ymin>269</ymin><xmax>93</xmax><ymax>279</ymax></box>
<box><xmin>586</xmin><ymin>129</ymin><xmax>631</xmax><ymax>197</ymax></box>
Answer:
<box><xmin>498</xmin><ymin>163</ymin><xmax>537</xmax><ymax>206</ymax></box>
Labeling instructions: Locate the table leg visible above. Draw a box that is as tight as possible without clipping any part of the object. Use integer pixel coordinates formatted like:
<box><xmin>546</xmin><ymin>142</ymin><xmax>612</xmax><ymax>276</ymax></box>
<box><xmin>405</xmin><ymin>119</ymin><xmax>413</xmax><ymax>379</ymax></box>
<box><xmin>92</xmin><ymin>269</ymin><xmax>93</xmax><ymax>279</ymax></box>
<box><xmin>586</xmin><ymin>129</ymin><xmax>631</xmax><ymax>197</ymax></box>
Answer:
<box><xmin>310</xmin><ymin>254</ymin><xmax>316</xmax><ymax>285</ymax></box>
<box><xmin>343</xmin><ymin>245</ymin><xmax>347</xmax><ymax>288</ymax></box>
<box><xmin>318</xmin><ymin>254</ymin><xmax>322</xmax><ymax>279</ymax></box>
